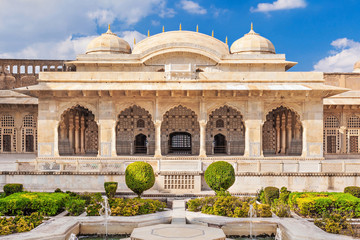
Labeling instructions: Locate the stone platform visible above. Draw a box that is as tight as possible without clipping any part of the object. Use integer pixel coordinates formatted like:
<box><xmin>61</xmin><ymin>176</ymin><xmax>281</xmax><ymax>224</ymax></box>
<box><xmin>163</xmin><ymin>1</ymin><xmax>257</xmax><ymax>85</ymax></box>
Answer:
<box><xmin>130</xmin><ymin>224</ymin><xmax>226</xmax><ymax>240</ymax></box>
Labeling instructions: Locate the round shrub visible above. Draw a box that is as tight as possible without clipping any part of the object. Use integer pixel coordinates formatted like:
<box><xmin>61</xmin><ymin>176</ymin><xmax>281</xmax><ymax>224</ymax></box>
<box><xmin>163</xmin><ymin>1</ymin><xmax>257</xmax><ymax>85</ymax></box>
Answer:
<box><xmin>204</xmin><ymin>161</ymin><xmax>235</xmax><ymax>194</ymax></box>
<box><xmin>104</xmin><ymin>182</ymin><xmax>118</xmax><ymax>198</ymax></box>
<box><xmin>344</xmin><ymin>186</ymin><xmax>360</xmax><ymax>198</ymax></box>
<box><xmin>264</xmin><ymin>186</ymin><xmax>279</xmax><ymax>205</ymax></box>
<box><xmin>3</xmin><ymin>184</ymin><xmax>23</xmax><ymax>196</ymax></box>
<box><xmin>125</xmin><ymin>162</ymin><xmax>155</xmax><ymax>197</ymax></box>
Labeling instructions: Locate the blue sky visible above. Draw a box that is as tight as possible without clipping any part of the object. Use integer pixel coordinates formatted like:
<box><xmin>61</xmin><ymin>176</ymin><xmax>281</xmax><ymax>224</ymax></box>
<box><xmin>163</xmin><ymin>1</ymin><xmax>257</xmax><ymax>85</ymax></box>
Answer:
<box><xmin>0</xmin><ymin>0</ymin><xmax>359</xmax><ymax>72</ymax></box>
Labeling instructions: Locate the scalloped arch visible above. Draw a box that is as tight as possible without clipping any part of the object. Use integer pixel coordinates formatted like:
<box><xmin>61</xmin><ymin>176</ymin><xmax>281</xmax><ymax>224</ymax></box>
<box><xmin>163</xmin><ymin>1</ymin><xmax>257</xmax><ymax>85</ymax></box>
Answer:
<box><xmin>58</xmin><ymin>103</ymin><xmax>97</xmax><ymax>122</ymax></box>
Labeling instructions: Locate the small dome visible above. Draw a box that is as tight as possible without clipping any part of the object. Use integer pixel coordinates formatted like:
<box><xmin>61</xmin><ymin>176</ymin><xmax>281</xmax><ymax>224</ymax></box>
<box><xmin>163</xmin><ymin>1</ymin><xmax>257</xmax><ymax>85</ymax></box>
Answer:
<box><xmin>230</xmin><ymin>24</ymin><xmax>275</xmax><ymax>54</ymax></box>
<box><xmin>86</xmin><ymin>25</ymin><xmax>131</xmax><ymax>54</ymax></box>
<box><xmin>354</xmin><ymin>60</ymin><xmax>360</xmax><ymax>73</ymax></box>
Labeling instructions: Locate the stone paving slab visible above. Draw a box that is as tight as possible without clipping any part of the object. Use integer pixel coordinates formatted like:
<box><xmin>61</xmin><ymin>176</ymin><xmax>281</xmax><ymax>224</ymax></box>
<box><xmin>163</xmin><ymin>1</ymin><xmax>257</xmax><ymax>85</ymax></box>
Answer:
<box><xmin>130</xmin><ymin>224</ymin><xmax>226</xmax><ymax>240</ymax></box>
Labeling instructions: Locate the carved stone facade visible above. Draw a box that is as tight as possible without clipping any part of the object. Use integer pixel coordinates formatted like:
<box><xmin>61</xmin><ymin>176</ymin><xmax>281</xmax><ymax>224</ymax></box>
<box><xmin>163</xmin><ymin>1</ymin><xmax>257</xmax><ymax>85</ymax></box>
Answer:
<box><xmin>2</xmin><ymin>27</ymin><xmax>360</xmax><ymax>193</ymax></box>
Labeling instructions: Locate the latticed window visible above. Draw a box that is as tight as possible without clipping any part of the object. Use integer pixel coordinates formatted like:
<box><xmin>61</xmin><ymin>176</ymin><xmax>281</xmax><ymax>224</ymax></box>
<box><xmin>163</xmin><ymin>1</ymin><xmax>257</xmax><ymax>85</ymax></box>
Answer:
<box><xmin>136</xmin><ymin>119</ymin><xmax>145</xmax><ymax>128</ymax></box>
<box><xmin>215</xmin><ymin>119</ymin><xmax>224</xmax><ymax>128</ymax></box>
<box><xmin>323</xmin><ymin>115</ymin><xmax>340</xmax><ymax>154</ymax></box>
<box><xmin>23</xmin><ymin>115</ymin><xmax>36</xmax><ymax>127</ymax></box>
<box><xmin>348</xmin><ymin>116</ymin><xmax>360</xmax><ymax>128</ymax></box>
<box><xmin>1</xmin><ymin>115</ymin><xmax>14</xmax><ymax>127</ymax></box>
<box><xmin>325</xmin><ymin>116</ymin><xmax>340</xmax><ymax>128</ymax></box>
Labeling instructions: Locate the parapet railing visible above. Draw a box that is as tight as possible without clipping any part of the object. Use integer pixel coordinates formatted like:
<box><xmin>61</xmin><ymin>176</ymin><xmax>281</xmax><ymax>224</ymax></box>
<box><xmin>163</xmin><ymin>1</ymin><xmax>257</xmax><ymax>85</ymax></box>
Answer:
<box><xmin>14</xmin><ymin>157</ymin><xmax>360</xmax><ymax>174</ymax></box>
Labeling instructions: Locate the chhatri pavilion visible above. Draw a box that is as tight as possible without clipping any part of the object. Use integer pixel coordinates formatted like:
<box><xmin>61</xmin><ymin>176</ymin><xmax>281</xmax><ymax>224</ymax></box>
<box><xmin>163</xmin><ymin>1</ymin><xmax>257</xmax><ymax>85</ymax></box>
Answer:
<box><xmin>1</xmin><ymin>24</ymin><xmax>360</xmax><ymax>194</ymax></box>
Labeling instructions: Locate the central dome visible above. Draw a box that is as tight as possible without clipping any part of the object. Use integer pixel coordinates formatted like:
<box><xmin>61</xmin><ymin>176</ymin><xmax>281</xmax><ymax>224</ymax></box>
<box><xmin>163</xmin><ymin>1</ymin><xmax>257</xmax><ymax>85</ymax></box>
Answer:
<box><xmin>132</xmin><ymin>31</ymin><xmax>229</xmax><ymax>62</ymax></box>
<box><xmin>230</xmin><ymin>24</ymin><xmax>275</xmax><ymax>54</ymax></box>
<box><xmin>86</xmin><ymin>26</ymin><xmax>131</xmax><ymax>54</ymax></box>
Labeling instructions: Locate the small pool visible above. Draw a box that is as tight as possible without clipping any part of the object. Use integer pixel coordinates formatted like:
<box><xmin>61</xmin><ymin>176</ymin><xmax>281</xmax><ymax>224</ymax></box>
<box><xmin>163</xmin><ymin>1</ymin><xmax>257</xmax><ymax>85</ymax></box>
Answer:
<box><xmin>78</xmin><ymin>235</ymin><xmax>130</xmax><ymax>240</ymax></box>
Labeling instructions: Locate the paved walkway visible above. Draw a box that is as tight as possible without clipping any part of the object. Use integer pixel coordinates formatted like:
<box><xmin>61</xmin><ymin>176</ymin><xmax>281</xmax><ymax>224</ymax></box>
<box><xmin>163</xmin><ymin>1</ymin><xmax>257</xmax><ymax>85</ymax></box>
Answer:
<box><xmin>171</xmin><ymin>200</ymin><xmax>186</xmax><ymax>225</ymax></box>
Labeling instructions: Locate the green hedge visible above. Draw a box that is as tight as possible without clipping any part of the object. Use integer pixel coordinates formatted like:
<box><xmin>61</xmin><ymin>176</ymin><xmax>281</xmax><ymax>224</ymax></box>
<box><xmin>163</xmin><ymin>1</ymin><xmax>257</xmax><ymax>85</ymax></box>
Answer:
<box><xmin>204</xmin><ymin>161</ymin><xmax>235</xmax><ymax>195</ymax></box>
<box><xmin>187</xmin><ymin>196</ymin><xmax>272</xmax><ymax>218</ymax></box>
<box><xmin>65</xmin><ymin>198</ymin><xmax>86</xmax><ymax>216</ymax></box>
<box><xmin>86</xmin><ymin>198</ymin><xmax>165</xmax><ymax>216</ymax></box>
<box><xmin>0</xmin><ymin>192</ymin><xmax>69</xmax><ymax>216</ymax></box>
<box><xmin>289</xmin><ymin>192</ymin><xmax>360</xmax><ymax>218</ymax></box>
<box><xmin>3</xmin><ymin>184</ymin><xmax>23</xmax><ymax>196</ymax></box>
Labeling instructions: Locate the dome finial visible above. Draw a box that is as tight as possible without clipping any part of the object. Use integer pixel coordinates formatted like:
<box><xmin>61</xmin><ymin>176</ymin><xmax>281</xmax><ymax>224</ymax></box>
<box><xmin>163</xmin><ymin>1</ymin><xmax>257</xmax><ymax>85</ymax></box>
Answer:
<box><xmin>251</xmin><ymin>22</ymin><xmax>253</xmax><ymax>31</ymax></box>
<box><xmin>148</xmin><ymin>30</ymin><xmax>150</xmax><ymax>37</ymax></box>
<box><xmin>108</xmin><ymin>24</ymin><xmax>111</xmax><ymax>31</ymax></box>
<box><xmin>134</xmin><ymin>37</ymin><xmax>136</xmax><ymax>45</ymax></box>
<box><xmin>162</xmin><ymin>26</ymin><xmax>165</xmax><ymax>32</ymax></box>
<box><xmin>212</xmin><ymin>30</ymin><xmax>214</xmax><ymax>37</ymax></box>
<box><xmin>196</xmin><ymin>25</ymin><xmax>199</xmax><ymax>32</ymax></box>
<box><xmin>225</xmin><ymin>36</ymin><xmax>228</xmax><ymax>45</ymax></box>
<box><xmin>179</xmin><ymin>23</ymin><xmax>182</xmax><ymax>31</ymax></box>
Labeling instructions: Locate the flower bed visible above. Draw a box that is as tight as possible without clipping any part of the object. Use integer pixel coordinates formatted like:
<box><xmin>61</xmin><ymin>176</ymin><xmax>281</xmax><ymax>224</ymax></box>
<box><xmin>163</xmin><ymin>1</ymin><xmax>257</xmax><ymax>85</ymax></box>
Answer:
<box><xmin>187</xmin><ymin>196</ymin><xmax>272</xmax><ymax>218</ymax></box>
<box><xmin>86</xmin><ymin>198</ymin><xmax>166</xmax><ymax>216</ymax></box>
<box><xmin>0</xmin><ymin>192</ymin><xmax>69</xmax><ymax>216</ymax></box>
<box><xmin>288</xmin><ymin>192</ymin><xmax>360</xmax><ymax>218</ymax></box>
<box><xmin>0</xmin><ymin>212</ymin><xmax>44</xmax><ymax>235</ymax></box>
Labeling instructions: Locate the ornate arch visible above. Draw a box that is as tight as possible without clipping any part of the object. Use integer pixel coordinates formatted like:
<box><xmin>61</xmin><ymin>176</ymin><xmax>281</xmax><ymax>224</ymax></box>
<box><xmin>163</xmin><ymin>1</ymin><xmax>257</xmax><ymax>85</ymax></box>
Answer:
<box><xmin>159</xmin><ymin>103</ymin><xmax>200</xmax><ymax>120</ymax></box>
<box><xmin>57</xmin><ymin>103</ymin><xmax>97</xmax><ymax>122</ymax></box>
<box><xmin>206</xmin><ymin>103</ymin><xmax>245</xmax><ymax>122</ymax></box>
<box><xmin>262</xmin><ymin>106</ymin><xmax>303</xmax><ymax>156</ymax></box>
<box><xmin>206</xmin><ymin>105</ymin><xmax>245</xmax><ymax>155</ymax></box>
<box><xmin>160</xmin><ymin>105</ymin><xmax>200</xmax><ymax>155</ymax></box>
<box><xmin>263</xmin><ymin>103</ymin><xmax>303</xmax><ymax>124</ymax></box>
<box><xmin>116</xmin><ymin>105</ymin><xmax>155</xmax><ymax>155</ymax></box>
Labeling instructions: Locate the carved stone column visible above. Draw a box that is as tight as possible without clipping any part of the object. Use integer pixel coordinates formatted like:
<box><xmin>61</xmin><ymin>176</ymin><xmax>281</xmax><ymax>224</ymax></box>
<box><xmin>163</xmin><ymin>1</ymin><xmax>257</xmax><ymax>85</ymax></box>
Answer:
<box><xmin>154</xmin><ymin>120</ymin><xmax>162</xmax><ymax>157</ymax></box>
<box><xmin>281</xmin><ymin>113</ymin><xmax>286</xmax><ymax>154</ymax></box>
<box><xmin>74</xmin><ymin>113</ymin><xmax>80</xmax><ymax>154</ymax></box>
<box><xmin>286</xmin><ymin>113</ymin><xmax>292</xmax><ymax>152</ymax></box>
<box><xmin>80</xmin><ymin>115</ymin><xmax>85</xmax><ymax>154</ymax></box>
<box><xmin>68</xmin><ymin>113</ymin><xmax>74</xmax><ymax>151</ymax></box>
<box><xmin>199</xmin><ymin>120</ymin><xmax>207</xmax><ymax>157</ymax></box>
<box><xmin>276</xmin><ymin>114</ymin><xmax>281</xmax><ymax>154</ymax></box>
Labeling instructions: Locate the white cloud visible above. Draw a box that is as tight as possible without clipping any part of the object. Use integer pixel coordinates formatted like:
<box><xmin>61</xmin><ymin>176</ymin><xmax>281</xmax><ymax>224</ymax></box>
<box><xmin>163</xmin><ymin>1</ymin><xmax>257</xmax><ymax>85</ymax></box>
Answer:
<box><xmin>251</xmin><ymin>0</ymin><xmax>307</xmax><ymax>13</ymax></box>
<box><xmin>88</xmin><ymin>10</ymin><xmax>116</xmax><ymax>26</ymax></box>
<box><xmin>313</xmin><ymin>38</ymin><xmax>360</xmax><ymax>72</ymax></box>
<box><xmin>180</xmin><ymin>0</ymin><xmax>207</xmax><ymax>15</ymax></box>
<box><xmin>0</xmin><ymin>30</ymin><xmax>146</xmax><ymax>59</ymax></box>
<box><xmin>0</xmin><ymin>0</ymin><xmax>174</xmax><ymax>58</ymax></box>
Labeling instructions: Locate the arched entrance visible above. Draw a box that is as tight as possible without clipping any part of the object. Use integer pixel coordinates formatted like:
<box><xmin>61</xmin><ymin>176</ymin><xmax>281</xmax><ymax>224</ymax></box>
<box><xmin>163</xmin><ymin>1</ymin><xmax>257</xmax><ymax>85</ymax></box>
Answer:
<box><xmin>22</xmin><ymin>114</ymin><xmax>37</xmax><ymax>153</ymax></box>
<box><xmin>116</xmin><ymin>105</ymin><xmax>155</xmax><ymax>155</ymax></box>
<box><xmin>214</xmin><ymin>134</ymin><xmax>226</xmax><ymax>154</ymax></box>
<box><xmin>262</xmin><ymin>106</ymin><xmax>302</xmax><ymax>156</ymax></box>
<box><xmin>206</xmin><ymin>105</ymin><xmax>245</xmax><ymax>155</ymax></box>
<box><xmin>169</xmin><ymin>132</ymin><xmax>191</xmax><ymax>154</ymax></box>
<box><xmin>134</xmin><ymin>134</ymin><xmax>147</xmax><ymax>154</ymax></box>
<box><xmin>58</xmin><ymin>105</ymin><xmax>98</xmax><ymax>156</ymax></box>
<box><xmin>161</xmin><ymin>105</ymin><xmax>200</xmax><ymax>155</ymax></box>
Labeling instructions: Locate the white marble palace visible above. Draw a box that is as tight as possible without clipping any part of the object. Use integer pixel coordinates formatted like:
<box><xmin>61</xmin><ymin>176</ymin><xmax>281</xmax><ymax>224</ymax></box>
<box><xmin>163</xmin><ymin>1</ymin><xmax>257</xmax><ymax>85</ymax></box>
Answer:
<box><xmin>0</xmin><ymin>24</ymin><xmax>360</xmax><ymax>194</ymax></box>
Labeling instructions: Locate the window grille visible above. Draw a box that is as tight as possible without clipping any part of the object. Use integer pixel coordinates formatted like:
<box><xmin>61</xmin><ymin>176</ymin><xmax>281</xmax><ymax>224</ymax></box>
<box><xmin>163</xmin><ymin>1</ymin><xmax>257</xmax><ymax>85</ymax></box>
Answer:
<box><xmin>216</xmin><ymin>119</ymin><xmax>224</xmax><ymax>128</ymax></box>
<box><xmin>348</xmin><ymin>116</ymin><xmax>360</xmax><ymax>128</ymax></box>
<box><xmin>1</xmin><ymin>115</ymin><xmax>14</xmax><ymax>127</ymax></box>
<box><xmin>164</xmin><ymin>175</ymin><xmax>194</xmax><ymax>190</ymax></box>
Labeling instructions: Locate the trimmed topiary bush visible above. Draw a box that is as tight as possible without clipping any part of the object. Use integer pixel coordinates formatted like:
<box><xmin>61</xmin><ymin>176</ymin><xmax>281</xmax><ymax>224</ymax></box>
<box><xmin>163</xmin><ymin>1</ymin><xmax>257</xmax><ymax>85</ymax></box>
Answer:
<box><xmin>264</xmin><ymin>187</ymin><xmax>279</xmax><ymax>205</ymax></box>
<box><xmin>344</xmin><ymin>186</ymin><xmax>360</xmax><ymax>198</ymax></box>
<box><xmin>279</xmin><ymin>187</ymin><xmax>291</xmax><ymax>203</ymax></box>
<box><xmin>204</xmin><ymin>161</ymin><xmax>235</xmax><ymax>195</ymax></box>
<box><xmin>3</xmin><ymin>184</ymin><xmax>23</xmax><ymax>196</ymax></box>
<box><xmin>104</xmin><ymin>182</ymin><xmax>118</xmax><ymax>198</ymax></box>
<box><xmin>125</xmin><ymin>162</ymin><xmax>155</xmax><ymax>198</ymax></box>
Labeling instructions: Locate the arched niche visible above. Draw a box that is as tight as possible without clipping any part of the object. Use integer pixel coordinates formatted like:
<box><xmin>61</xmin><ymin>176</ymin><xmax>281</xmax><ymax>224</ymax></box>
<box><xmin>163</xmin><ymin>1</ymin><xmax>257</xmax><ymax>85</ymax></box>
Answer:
<box><xmin>206</xmin><ymin>105</ymin><xmax>245</xmax><ymax>155</ymax></box>
<box><xmin>116</xmin><ymin>105</ymin><xmax>155</xmax><ymax>155</ymax></box>
<box><xmin>262</xmin><ymin>106</ymin><xmax>302</xmax><ymax>156</ymax></box>
<box><xmin>58</xmin><ymin>105</ymin><xmax>98</xmax><ymax>156</ymax></box>
<box><xmin>161</xmin><ymin>105</ymin><xmax>200</xmax><ymax>155</ymax></box>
